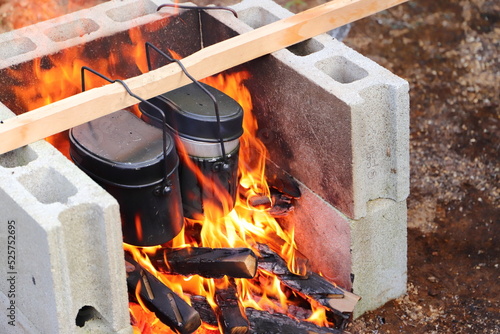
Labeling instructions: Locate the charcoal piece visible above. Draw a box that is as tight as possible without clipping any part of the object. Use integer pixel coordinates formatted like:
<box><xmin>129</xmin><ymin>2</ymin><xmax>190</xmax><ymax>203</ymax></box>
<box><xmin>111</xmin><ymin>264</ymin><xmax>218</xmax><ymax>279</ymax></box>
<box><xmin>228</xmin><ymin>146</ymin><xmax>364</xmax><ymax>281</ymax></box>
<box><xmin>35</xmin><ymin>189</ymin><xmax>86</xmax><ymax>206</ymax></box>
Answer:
<box><xmin>125</xmin><ymin>254</ymin><xmax>201</xmax><ymax>334</ymax></box>
<box><xmin>269</xmin><ymin>204</ymin><xmax>293</xmax><ymax>217</ymax></box>
<box><xmin>190</xmin><ymin>295</ymin><xmax>218</xmax><ymax>327</ymax></box>
<box><xmin>246</xmin><ymin>308</ymin><xmax>342</xmax><ymax>334</ymax></box>
<box><xmin>215</xmin><ymin>284</ymin><xmax>249</xmax><ymax>334</ymax></box>
<box><xmin>271</xmin><ymin>191</ymin><xmax>293</xmax><ymax>204</ymax></box>
<box><xmin>150</xmin><ymin>247</ymin><xmax>258</xmax><ymax>279</ymax></box>
<box><xmin>326</xmin><ymin>309</ymin><xmax>351</xmax><ymax>331</ymax></box>
<box><xmin>269</xmin><ymin>191</ymin><xmax>295</xmax><ymax>217</ymax></box>
<box><xmin>267</xmin><ymin>171</ymin><xmax>301</xmax><ymax>199</ymax></box>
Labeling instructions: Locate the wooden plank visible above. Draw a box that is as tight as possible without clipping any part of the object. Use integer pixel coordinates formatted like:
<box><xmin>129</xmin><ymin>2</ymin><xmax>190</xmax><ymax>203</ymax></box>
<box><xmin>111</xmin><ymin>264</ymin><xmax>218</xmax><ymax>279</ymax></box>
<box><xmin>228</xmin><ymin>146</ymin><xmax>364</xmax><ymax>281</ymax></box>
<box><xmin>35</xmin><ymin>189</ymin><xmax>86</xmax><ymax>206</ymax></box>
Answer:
<box><xmin>0</xmin><ymin>0</ymin><xmax>408</xmax><ymax>154</ymax></box>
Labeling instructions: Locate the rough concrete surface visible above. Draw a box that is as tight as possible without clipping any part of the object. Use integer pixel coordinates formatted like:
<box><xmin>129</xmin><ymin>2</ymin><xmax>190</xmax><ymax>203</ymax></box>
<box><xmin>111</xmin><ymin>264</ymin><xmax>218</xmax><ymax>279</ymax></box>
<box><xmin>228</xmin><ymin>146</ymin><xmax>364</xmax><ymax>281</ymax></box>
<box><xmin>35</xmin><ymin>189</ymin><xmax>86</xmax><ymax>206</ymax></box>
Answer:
<box><xmin>0</xmin><ymin>103</ymin><xmax>131</xmax><ymax>334</ymax></box>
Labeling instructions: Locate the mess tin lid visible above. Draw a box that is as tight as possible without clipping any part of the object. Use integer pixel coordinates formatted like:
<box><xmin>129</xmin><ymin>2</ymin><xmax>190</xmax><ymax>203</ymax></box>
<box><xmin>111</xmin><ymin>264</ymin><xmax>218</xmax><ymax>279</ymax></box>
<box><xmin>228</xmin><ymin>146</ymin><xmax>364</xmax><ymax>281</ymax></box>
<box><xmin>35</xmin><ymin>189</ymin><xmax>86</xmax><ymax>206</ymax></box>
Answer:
<box><xmin>69</xmin><ymin>109</ymin><xmax>178</xmax><ymax>187</ymax></box>
<box><xmin>139</xmin><ymin>82</ymin><xmax>244</xmax><ymax>143</ymax></box>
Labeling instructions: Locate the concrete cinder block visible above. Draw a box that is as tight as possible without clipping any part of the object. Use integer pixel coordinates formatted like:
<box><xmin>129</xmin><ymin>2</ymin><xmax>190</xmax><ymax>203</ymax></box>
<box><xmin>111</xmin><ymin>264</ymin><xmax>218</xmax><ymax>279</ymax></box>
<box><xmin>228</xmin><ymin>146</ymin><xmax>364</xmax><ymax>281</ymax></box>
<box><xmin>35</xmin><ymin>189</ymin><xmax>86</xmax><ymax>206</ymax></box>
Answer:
<box><xmin>0</xmin><ymin>106</ymin><xmax>131</xmax><ymax>333</ymax></box>
<box><xmin>268</xmin><ymin>169</ymin><xmax>407</xmax><ymax>317</ymax></box>
<box><xmin>0</xmin><ymin>0</ymin><xmax>166</xmax><ymax>68</ymax></box>
<box><xmin>351</xmin><ymin>199</ymin><xmax>408</xmax><ymax>317</ymax></box>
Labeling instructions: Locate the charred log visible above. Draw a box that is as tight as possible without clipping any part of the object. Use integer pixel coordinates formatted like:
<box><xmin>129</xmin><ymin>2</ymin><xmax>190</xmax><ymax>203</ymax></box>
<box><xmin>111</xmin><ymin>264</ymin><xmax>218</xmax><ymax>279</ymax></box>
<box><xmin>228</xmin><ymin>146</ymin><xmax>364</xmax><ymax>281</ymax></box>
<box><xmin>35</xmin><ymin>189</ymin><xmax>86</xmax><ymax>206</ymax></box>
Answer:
<box><xmin>215</xmin><ymin>282</ymin><xmax>250</xmax><ymax>334</ymax></box>
<box><xmin>150</xmin><ymin>247</ymin><xmax>258</xmax><ymax>279</ymax></box>
<box><xmin>190</xmin><ymin>295</ymin><xmax>218</xmax><ymax>327</ymax></box>
<box><xmin>257</xmin><ymin>243</ymin><xmax>309</xmax><ymax>277</ymax></box>
<box><xmin>246</xmin><ymin>308</ymin><xmax>342</xmax><ymax>334</ymax></box>
<box><xmin>125</xmin><ymin>254</ymin><xmax>201</xmax><ymax>334</ymax></box>
<box><xmin>257</xmin><ymin>244</ymin><xmax>359</xmax><ymax>315</ymax></box>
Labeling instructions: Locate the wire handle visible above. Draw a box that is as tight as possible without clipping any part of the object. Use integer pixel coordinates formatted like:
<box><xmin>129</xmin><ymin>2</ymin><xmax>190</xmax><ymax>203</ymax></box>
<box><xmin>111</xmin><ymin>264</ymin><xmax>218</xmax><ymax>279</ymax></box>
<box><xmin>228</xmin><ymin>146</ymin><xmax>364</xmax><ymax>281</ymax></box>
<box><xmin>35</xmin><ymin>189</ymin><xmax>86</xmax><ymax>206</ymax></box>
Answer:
<box><xmin>81</xmin><ymin>66</ymin><xmax>173</xmax><ymax>195</ymax></box>
<box><xmin>145</xmin><ymin>42</ymin><xmax>230</xmax><ymax>165</ymax></box>
<box><xmin>157</xmin><ymin>3</ymin><xmax>238</xmax><ymax>18</ymax></box>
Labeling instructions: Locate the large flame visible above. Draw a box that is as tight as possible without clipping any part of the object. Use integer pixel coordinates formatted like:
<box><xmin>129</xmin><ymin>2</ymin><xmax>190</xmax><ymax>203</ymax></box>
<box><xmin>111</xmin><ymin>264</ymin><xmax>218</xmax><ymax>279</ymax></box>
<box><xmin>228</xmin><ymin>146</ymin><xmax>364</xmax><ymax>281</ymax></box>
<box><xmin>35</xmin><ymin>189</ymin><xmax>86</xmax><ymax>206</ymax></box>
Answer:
<box><xmin>6</xmin><ymin>7</ymin><xmax>333</xmax><ymax>332</ymax></box>
<box><xmin>126</xmin><ymin>72</ymin><xmax>332</xmax><ymax>332</ymax></box>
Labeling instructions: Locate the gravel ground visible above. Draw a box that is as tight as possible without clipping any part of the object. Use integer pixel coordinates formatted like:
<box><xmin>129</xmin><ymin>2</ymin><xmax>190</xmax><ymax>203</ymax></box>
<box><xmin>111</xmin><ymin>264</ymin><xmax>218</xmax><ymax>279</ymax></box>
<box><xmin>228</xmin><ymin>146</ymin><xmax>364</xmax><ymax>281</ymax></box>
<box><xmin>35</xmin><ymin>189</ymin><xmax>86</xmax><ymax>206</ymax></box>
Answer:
<box><xmin>1</xmin><ymin>0</ymin><xmax>498</xmax><ymax>333</ymax></box>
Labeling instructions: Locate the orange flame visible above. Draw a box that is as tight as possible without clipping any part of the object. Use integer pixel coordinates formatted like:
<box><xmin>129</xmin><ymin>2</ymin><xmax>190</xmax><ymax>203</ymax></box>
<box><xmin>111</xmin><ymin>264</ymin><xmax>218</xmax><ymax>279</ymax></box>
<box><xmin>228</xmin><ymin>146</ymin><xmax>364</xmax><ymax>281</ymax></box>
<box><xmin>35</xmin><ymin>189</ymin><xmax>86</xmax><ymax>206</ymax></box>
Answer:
<box><xmin>130</xmin><ymin>302</ymin><xmax>174</xmax><ymax>334</ymax></box>
<box><xmin>6</xmin><ymin>6</ymin><xmax>334</xmax><ymax>331</ymax></box>
<box><xmin>124</xmin><ymin>72</ymin><xmax>333</xmax><ymax>332</ymax></box>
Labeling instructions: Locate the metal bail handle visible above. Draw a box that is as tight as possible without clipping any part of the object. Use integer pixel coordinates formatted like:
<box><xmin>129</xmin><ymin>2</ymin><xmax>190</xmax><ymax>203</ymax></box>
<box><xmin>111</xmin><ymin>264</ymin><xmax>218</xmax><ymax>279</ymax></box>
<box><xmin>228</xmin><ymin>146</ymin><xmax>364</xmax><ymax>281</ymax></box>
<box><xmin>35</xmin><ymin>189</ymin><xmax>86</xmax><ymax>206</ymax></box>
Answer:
<box><xmin>80</xmin><ymin>66</ymin><xmax>173</xmax><ymax>194</ymax></box>
<box><xmin>145</xmin><ymin>42</ymin><xmax>231</xmax><ymax>167</ymax></box>
<box><xmin>157</xmin><ymin>3</ymin><xmax>238</xmax><ymax>18</ymax></box>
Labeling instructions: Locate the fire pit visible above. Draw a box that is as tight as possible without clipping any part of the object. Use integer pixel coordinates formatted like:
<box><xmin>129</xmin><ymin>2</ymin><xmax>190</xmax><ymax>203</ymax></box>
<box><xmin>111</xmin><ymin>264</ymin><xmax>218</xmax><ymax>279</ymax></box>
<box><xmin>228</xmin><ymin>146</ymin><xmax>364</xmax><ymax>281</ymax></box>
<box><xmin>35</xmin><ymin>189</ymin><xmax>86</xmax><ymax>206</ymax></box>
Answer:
<box><xmin>0</xmin><ymin>0</ymin><xmax>409</xmax><ymax>333</ymax></box>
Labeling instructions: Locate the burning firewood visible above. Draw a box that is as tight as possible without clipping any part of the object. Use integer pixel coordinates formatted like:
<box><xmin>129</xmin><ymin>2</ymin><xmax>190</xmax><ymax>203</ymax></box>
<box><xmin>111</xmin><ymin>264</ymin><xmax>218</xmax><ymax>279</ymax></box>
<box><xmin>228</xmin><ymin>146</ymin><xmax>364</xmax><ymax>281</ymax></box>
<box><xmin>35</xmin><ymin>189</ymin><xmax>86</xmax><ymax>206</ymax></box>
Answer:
<box><xmin>257</xmin><ymin>244</ymin><xmax>360</xmax><ymax>316</ymax></box>
<box><xmin>265</xmin><ymin>169</ymin><xmax>301</xmax><ymax>217</ymax></box>
<box><xmin>245</xmin><ymin>308</ymin><xmax>343</xmax><ymax>334</ymax></box>
<box><xmin>190</xmin><ymin>295</ymin><xmax>218</xmax><ymax>327</ymax></box>
<box><xmin>243</xmin><ymin>191</ymin><xmax>293</xmax><ymax>218</ymax></box>
<box><xmin>215</xmin><ymin>281</ymin><xmax>250</xmax><ymax>334</ymax></box>
<box><xmin>125</xmin><ymin>254</ymin><xmax>201</xmax><ymax>334</ymax></box>
<box><xmin>150</xmin><ymin>247</ymin><xmax>258</xmax><ymax>279</ymax></box>
<box><xmin>257</xmin><ymin>242</ymin><xmax>309</xmax><ymax>277</ymax></box>
<box><xmin>190</xmin><ymin>293</ymin><xmax>346</xmax><ymax>333</ymax></box>
<box><xmin>268</xmin><ymin>191</ymin><xmax>295</xmax><ymax>217</ymax></box>
<box><xmin>239</xmin><ymin>166</ymin><xmax>300</xmax><ymax>217</ymax></box>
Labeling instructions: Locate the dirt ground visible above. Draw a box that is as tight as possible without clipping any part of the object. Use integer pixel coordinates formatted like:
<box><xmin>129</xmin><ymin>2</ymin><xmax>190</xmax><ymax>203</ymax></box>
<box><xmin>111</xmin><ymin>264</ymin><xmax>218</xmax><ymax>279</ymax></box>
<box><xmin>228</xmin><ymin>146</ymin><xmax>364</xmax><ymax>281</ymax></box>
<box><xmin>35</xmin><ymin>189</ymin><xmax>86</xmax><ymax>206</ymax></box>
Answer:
<box><xmin>1</xmin><ymin>0</ymin><xmax>498</xmax><ymax>333</ymax></box>
<box><xmin>344</xmin><ymin>1</ymin><xmax>499</xmax><ymax>333</ymax></box>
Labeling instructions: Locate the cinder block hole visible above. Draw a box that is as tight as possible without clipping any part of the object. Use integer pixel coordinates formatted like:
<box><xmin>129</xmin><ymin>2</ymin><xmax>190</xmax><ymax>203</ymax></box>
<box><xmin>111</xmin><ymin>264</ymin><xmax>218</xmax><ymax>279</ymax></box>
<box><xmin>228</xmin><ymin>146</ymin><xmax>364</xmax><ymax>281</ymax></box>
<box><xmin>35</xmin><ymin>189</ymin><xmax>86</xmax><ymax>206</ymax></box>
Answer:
<box><xmin>75</xmin><ymin>305</ymin><xmax>102</xmax><ymax>327</ymax></box>
<box><xmin>0</xmin><ymin>146</ymin><xmax>38</xmax><ymax>168</ymax></box>
<box><xmin>287</xmin><ymin>38</ymin><xmax>324</xmax><ymax>56</ymax></box>
<box><xmin>106</xmin><ymin>0</ymin><xmax>157</xmax><ymax>22</ymax></box>
<box><xmin>0</xmin><ymin>37</ymin><xmax>36</xmax><ymax>60</ymax></box>
<box><xmin>237</xmin><ymin>7</ymin><xmax>279</xmax><ymax>29</ymax></box>
<box><xmin>44</xmin><ymin>18</ymin><xmax>100</xmax><ymax>42</ymax></box>
<box><xmin>316</xmin><ymin>56</ymin><xmax>369</xmax><ymax>84</ymax></box>
<box><xmin>18</xmin><ymin>167</ymin><xmax>77</xmax><ymax>204</ymax></box>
